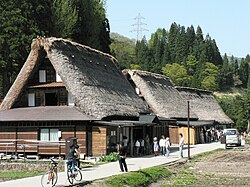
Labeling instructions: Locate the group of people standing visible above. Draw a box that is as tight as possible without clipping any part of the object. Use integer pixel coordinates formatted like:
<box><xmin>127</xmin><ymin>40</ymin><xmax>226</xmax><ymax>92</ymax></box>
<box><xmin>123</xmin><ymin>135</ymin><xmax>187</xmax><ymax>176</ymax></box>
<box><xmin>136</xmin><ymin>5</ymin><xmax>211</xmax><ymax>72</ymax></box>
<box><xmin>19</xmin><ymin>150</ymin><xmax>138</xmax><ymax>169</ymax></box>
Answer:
<box><xmin>153</xmin><ymin>133</ymin><xmax>184</xmax><ymax>158</ymax></box>
<box><xmin>153</xmin><ymin>135</ymin><xmax>171</xmax><ymax>157</ymax></box>
<box><xmin>117</xmin><ymin>133</ymin><xmax>185</xmax><ymax>172</ymax></box>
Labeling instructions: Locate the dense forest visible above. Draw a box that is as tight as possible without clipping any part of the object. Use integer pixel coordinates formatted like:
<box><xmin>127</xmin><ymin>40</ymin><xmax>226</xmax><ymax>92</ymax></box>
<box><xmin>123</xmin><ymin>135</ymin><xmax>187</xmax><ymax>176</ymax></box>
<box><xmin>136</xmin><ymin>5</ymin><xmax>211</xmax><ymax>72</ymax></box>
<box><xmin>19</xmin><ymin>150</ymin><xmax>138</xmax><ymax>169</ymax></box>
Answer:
<box><xmin>0</xmin><ymin>0</ymin><xmax>110</xmax><ymax>98</ymax></box>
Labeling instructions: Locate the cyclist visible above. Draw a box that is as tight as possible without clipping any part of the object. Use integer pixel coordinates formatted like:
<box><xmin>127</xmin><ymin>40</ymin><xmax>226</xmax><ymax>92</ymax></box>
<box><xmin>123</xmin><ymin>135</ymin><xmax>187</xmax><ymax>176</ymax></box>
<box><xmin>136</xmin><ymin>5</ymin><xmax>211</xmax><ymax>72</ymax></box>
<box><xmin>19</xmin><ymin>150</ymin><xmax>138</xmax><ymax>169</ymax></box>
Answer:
<box><xmin>67</xmin><ymin>144</ymin><xmax>77</xmax><ymax>174</ymax></box>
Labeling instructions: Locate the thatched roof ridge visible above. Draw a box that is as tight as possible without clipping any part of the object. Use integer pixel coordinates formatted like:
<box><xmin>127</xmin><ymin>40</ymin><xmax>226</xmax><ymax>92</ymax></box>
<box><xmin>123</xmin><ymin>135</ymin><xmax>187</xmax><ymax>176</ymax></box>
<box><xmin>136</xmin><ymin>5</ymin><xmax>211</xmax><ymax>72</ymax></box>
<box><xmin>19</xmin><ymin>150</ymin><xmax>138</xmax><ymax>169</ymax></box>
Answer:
<box><xmin>176</xmin><ymin>87</ymin><xmax>233</xmax><ymax>124</ymax></box>
<box><xmin>126</xmin><ymin>70</ymin><xmax>197</xmax><ymax>119</ymax></box>
<box><xmin>175</xmin><ymin>86</ymin><xmax>212</xmax><ymax>94</ymax></box>
<box><xmin>0</xmin><ymin>37</ymin><xmax>148</xmax><ymax>119</ymax></box>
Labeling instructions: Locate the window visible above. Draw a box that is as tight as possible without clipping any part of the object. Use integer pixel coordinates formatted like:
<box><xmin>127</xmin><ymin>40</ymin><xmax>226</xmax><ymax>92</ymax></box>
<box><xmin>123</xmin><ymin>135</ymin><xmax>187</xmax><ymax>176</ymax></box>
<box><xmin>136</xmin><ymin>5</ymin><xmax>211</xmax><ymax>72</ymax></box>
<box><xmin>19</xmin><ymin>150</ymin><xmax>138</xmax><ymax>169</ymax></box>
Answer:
<box><xmin>28</xmin><ymin>93</ymin><xmax>35</xmax><ymax>107</ymax></box>
<box><xmin>39</xmin><ymin>70</ymin><xmax>46</xmax><ymax>83</ymax></box>
<box><xmin>68</xmin><ymin>92</ymin><xmax>74</xmax><ymax>106</ymax></box>
<box><xmin>40</xmin><ymin>128</ymin><xmax>59</xmax><ymax>141</ymax></box>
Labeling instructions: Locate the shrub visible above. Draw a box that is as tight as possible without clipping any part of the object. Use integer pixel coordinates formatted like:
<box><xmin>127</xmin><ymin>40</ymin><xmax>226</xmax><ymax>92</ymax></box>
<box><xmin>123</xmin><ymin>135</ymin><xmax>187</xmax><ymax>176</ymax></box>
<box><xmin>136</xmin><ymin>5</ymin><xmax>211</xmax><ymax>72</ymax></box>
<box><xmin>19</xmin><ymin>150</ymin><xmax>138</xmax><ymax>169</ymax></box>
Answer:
<box><xmin>99</xmin><ymin>152</ymin><xmax>119</xmax><ymax>162</ymax></box>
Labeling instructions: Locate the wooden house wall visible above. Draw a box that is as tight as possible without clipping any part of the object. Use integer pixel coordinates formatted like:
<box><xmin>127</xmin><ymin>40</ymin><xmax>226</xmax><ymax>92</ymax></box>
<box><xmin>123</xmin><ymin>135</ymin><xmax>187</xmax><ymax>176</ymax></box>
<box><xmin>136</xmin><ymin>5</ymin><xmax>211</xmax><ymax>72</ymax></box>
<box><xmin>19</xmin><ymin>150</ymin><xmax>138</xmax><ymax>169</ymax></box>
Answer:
<box><xmin>92</xmin><ymin>127</ymin><xmax>107</xmax><ymax>156</ymax></box>
<box><xmin>0</xmin><ymin>122</ymin><xmax>89</xmax><ymax>157</ymax></box>
<box><xmin>169</xmin><ymin>127</ymin><xmax>179</xmax><ymax>144</ymax></box>
<box><xmin>0</xmin><ymin>127</ymin><xmax>16</xmax><ymax>153</ymax></box>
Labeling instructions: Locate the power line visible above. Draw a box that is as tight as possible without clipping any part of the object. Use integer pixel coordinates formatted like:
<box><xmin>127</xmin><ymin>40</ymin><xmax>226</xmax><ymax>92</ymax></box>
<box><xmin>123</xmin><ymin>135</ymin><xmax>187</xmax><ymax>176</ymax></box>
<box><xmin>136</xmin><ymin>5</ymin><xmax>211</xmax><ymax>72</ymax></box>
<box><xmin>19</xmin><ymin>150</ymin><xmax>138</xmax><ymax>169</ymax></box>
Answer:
<box><xmin>130</xmin><ymin>13</ymin><xmax>148</xmax><ymax>41</ymax></box>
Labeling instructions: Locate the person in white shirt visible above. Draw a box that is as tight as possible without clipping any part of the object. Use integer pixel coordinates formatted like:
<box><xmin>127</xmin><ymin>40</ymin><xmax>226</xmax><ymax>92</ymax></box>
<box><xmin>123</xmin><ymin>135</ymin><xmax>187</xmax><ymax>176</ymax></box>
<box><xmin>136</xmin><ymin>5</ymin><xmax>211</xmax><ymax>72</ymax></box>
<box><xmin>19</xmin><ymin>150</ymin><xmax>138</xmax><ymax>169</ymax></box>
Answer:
<box><xmin>153</xmin><ymin>137</ymin><xmax>159</xmax><ymax>156</ymax></box>
<box><xmin>179</xmin><ymin>133</ymin><xmax>184</xmax><ymax>158</ymax></box>
<box><xmin>165</xmin><ymin>137</ymin><xmax>171</xmax><ymax>157</ymax></box>
<box><xmin>159</xmin><ymin>135</ymin><xmax>166</xmax><ymax>156</ymax></box>
<box><xmin>135</xmin><ymin>140</ymin><xmax>140</xmax><ymax>156</ymax></box>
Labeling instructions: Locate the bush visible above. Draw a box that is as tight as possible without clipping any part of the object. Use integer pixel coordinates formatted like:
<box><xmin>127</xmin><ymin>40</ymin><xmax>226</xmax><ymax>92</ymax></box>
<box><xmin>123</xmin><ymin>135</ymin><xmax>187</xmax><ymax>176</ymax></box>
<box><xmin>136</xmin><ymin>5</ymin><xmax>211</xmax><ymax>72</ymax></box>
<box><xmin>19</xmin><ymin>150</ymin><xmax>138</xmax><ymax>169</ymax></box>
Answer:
<box><xmin>99</xmin><ymin>152</ymin><xmax>119</xmax><ymax>162</ymax></box>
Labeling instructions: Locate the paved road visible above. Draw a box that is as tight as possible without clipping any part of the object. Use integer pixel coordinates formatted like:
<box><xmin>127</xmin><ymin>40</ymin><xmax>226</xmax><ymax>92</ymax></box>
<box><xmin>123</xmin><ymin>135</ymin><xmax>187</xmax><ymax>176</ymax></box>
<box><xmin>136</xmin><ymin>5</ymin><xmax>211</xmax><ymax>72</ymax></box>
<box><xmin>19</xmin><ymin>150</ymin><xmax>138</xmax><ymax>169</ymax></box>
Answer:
<box><xmin>0</xmin><ymin>142</ymin><xmax>224</xmax><ymax>187</ymax></box>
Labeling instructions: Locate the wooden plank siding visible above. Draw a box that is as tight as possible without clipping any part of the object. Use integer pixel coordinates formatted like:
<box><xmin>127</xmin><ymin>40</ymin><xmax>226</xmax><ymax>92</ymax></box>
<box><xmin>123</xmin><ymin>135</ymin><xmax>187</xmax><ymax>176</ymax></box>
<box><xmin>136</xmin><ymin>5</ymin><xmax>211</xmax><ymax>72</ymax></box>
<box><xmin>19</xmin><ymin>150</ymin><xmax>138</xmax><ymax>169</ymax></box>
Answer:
<box><xmin>0</xmin><ymin>122</ymin><xmax>90</xmax><ymax>157</ymax></box>
<box><xmin>92</xmin><ymin>127</ymin><xmax>107</xmax><ymax>156</ymax></box>
<box><xmin>169</xmin><ymin>127</ymin><xmax>179</xmax><ymax>144</ymax></box>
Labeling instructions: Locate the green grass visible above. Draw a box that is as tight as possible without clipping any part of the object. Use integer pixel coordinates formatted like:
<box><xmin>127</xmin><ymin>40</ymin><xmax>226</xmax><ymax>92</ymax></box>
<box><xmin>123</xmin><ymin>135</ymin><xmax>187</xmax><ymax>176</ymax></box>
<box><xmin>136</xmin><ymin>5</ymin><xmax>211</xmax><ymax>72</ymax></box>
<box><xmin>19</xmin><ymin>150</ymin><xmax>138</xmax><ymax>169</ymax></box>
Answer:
<box><xmin>0</xmin><ymin>169</ymin><xmax>44</xmax><ymax>181</ymax></box>
<box><xmin>107</xmin><ymin>166</ymin><xmax>171</xmax><ymax>187</ymax></box>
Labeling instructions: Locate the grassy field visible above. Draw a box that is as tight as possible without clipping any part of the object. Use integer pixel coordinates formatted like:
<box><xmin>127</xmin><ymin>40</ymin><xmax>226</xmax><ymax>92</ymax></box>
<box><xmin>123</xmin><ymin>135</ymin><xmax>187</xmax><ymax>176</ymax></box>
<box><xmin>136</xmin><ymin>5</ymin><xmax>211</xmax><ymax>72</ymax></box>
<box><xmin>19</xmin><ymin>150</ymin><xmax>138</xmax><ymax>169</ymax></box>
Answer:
<box><xmin>85</xmin><ymin>148</ymin><xmax>249</xmax><ymax>187</ymax></box>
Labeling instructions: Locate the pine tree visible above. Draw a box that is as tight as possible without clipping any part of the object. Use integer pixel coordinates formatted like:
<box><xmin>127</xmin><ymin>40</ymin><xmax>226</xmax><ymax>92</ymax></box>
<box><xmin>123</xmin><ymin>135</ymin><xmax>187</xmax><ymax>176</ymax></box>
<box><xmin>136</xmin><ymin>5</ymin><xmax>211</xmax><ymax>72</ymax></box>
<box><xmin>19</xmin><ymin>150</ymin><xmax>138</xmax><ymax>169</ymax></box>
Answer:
<box><xmin>218</xmin><ymin>54</ymin><xmax>234</xmax><ymax>90</ymax></box>
<box><xmin>239</xmin><ymin>58</ymin><xmax>249</xmax><ymax>88</ymax></box>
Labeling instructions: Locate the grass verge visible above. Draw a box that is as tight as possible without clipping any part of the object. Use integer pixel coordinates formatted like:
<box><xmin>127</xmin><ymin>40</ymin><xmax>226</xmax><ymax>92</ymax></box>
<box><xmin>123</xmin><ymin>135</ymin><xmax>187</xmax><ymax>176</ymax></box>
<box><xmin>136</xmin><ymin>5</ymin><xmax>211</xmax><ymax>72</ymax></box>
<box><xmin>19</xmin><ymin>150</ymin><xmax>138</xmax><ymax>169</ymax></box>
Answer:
<box><xmin>0</xmin><ymin>169</ymin><xmax>44</xmax><ymax>181</ymax></box>
<box><xmin>107</xmin><ymin>166</ymin><xmax>171</xmax><ymax>187</ymax></box>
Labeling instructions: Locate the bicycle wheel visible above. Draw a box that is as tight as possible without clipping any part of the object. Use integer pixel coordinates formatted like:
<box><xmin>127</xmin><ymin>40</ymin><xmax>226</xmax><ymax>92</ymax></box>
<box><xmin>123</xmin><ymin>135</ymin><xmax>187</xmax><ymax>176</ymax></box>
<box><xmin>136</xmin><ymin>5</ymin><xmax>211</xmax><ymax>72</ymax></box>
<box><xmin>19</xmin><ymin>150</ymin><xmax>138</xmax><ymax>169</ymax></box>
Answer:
<box><xmin>41</xmin><ymin>171</ymin><xmax>56</xmax><ymax>187</ymax></box>
<box><xmin>51</xmin><ymin>171</ymin><xmax>58</xmax><ymax>186</ymax></box>
<box><xmin>74</xmin><ymin>169</ymin><xmax>82</xmax><ymax>182</ymax></box>
<box><xmin>67</xmin><ymin>168</ymin><xmax>74</xmax><ymax>185</ymax></box>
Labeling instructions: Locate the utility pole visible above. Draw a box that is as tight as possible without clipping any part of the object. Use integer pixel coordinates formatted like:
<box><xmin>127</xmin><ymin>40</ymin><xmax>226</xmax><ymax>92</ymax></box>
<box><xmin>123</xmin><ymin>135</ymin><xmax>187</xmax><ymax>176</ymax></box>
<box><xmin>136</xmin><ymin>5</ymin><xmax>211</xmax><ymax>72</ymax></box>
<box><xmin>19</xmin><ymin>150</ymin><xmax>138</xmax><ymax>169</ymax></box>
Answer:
<box><xmin>130</xmin><ymin>13</ymin><xmax>148</xmax><ymax>41</ymax></box>
<box><xmin>187</xmin><ymin>100</ymin><xmax>190</xmax><ymax>160</ymax></box>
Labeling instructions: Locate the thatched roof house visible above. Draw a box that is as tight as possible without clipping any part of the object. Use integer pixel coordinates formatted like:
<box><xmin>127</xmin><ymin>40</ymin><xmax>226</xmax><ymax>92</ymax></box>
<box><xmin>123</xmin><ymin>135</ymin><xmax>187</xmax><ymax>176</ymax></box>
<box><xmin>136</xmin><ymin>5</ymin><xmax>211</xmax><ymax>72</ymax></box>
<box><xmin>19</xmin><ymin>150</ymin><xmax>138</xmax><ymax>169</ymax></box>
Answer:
<box><xmin>176</xmin><ymin>87</ymin><xmax>233</xmax><ymax>124</ymax></box>
<box><xmin>124</xmin><ymin>70</ymin><xmax>197</xmax><ymax>120</ymax></box>
<box><xmin>0</xmin><ymin>37</ymin><xmax>147</xmax><ymax>120</ymax></box>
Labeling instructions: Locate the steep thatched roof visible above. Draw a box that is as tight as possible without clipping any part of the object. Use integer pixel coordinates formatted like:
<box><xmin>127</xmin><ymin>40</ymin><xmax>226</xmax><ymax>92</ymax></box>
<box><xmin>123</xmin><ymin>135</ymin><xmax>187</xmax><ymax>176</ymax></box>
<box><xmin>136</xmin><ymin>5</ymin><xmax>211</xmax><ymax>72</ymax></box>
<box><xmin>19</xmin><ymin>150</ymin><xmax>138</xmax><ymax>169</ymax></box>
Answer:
<box><xmin>0</xmin><ymin>37</ymin><xmax>147</xmax><ymax>120</ymax></box>
<box><xmin>125</xmin><ymin>70</ymin><xmax>197</xmax><ymax>120</ymax></box>
<box><xmin>176</xmin><ymin>87</ymin><xmax>233</xmax><ymax>124</ymax></box>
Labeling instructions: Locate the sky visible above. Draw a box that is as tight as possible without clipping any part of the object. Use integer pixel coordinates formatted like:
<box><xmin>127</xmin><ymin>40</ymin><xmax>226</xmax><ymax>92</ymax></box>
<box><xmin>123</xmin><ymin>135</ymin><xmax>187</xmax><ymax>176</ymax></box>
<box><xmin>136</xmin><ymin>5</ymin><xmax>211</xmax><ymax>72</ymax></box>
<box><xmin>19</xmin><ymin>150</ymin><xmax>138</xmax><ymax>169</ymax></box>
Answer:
<box><xmin>106</xmin><ymin>0</ymin><xmax>250</xmax><ymax>58</ymax></box>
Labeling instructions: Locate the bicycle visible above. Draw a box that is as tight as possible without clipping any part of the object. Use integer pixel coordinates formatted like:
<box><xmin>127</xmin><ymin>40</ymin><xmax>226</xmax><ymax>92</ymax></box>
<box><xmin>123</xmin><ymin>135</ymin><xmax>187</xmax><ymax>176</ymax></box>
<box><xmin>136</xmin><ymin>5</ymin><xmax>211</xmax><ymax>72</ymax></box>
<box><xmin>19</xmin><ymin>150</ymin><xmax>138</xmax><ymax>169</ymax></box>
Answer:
<box><xmin>41</xmin><ymin>158</ymin><xmax>58</xmax><ymax>187</ymax></box>
<box><xmin>66</xmin><ymin>159</ymin><xmax>82</xmax><ymax>185</ymax></box>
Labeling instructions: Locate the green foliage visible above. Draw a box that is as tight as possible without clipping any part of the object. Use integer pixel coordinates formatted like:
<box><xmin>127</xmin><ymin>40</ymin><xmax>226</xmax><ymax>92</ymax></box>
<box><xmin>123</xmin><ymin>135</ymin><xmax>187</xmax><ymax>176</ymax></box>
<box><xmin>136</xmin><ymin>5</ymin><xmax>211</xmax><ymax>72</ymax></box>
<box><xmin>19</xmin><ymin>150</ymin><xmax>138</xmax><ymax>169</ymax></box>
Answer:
<box><xmin>130</xmin><ymin>64</ymin><xmax>141</xmax><ymax>70</ymax></box>
<box><xmin>107</xmin><ymin>166</ymin><xmax>171</xmax><ymax>187</ymax></box>
<box><xmin>110</xmin><ymin>33</ymin><xmax>136</xmax><ymax>69</ymax></box>
<box><xmin>217</xmin><ymin>93</ymin><xmax>248</xmax><ymax>132</ymax></box>
<box><xmin>162</xmin><ymin>63</ymin><xmax>190</xmax><ymax>86</ymax></box>
<box><xmin>132</xmin><ymin>23</ymin><xmax>229</xmax><ymax>91</ymax></box>
<box><xmin>99</xmin><ymin>152</ymin><xmax>119</xmax><ymax>162</ymax></box>
<box><xmin>0</xmin><ymin>169</ymin><xmax>44</xmax><ymax>181</ymax></box>
<box><xmin>52</xmin><ymin>0</ymin><xmax>78</xmax><ymax>38</ymax></box>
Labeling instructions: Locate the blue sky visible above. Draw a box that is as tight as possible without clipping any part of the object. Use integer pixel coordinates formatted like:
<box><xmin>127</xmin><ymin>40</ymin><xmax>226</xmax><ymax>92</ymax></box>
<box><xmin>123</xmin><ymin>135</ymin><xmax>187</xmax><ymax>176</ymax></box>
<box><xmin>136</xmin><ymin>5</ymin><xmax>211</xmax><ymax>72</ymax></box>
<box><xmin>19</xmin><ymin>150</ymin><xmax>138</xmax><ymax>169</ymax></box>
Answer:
<box><xmin>106</xmin><ymin>0</ymin><xmax>250</xmax><ymax>58</ymax></box>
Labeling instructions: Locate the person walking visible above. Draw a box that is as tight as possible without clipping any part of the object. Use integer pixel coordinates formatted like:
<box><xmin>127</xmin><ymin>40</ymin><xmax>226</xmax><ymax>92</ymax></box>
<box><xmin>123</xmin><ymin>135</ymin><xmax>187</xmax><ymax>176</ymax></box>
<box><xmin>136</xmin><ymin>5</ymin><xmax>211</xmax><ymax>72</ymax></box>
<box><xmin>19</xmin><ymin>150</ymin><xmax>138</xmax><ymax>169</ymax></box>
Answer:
<box><xmin>153</xmin><ymin>137</ymin><xmax>159</xmax><ymax>156</ymax></box>
<box><xmin>179</xmin><ymin>133</ymin><xmax>184</xmax><ymax>158</ymax></box>
<box><xmin>165</xmin><ymin>137</ymin><xmax>171</xmax><ymax>157</ymax></box>
<box><xmin>159</xmin><ymin>135</ymin><xmax>166</xmax><ymax>156</ymax></box>
<box><xmin>135</xmin><ymin>140</ymin><xmax>140</xmax><ymax>156</ymax></box>
<box><xmin>117</xmin><ymin>142</ymin><xmax>128</xmax><ymax>172</ymax></box>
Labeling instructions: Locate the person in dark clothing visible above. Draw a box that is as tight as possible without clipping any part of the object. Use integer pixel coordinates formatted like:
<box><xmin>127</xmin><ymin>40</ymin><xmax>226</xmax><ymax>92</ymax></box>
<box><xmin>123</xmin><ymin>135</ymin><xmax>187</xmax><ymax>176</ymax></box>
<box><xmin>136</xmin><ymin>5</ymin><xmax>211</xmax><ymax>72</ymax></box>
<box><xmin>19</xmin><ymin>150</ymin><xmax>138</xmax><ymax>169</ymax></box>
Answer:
<box><xmin>117</xmin><ymin>142</ymin><xmax>128</xmax><ymax>172</ymax></box>
<box><xmin>74</xmin><ymin>145</ymin><xmax>80</xmax><ymax>169</ymax></box>
<box><xmin>67</xmin><ymin>144</ymin><xmax>77</xmax><ymax>172</ymax></box>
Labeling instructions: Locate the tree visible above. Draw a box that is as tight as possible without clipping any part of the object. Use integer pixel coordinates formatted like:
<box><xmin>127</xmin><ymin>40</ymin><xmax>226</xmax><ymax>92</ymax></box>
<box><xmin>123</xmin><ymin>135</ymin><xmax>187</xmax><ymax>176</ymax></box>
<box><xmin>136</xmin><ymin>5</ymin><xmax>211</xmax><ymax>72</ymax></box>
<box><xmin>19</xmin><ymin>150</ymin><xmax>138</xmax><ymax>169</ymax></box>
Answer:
<box><xmin>110</xmin><ymin>33</ymin><xmax>136</xmax><ymax>69</ymax></box>
<box><xmin>0</xmin><ymin>0</ymin><xmax>51</xmax><ymax>96</ymax></box>
<box><xmin>52</xmin><ymin>0</ymin><xmax>78</xmax><ymax>38</ymax></box>
<box><xmin>218</xmin><ymin>53</ymin><xmax>234</xmax><ymax>90</ymax></box>
<box><xmin>246</xmin><ymin>76</ymin><xmax>250</xmax><ymax>131</ymax></box>
<box><xmin>162</xmin><ymin>63</ymin><xmax>190</xmax><ymax>86</ymax></box>
<box><xmin>200</xmin><ymin>62</ymin><xmax>219</xmax><ymax>91</ymax></box>
<box><xmin>239</xmin><ymin>58</ymin><xmax>249</xmax><ymax>88</ymax></box>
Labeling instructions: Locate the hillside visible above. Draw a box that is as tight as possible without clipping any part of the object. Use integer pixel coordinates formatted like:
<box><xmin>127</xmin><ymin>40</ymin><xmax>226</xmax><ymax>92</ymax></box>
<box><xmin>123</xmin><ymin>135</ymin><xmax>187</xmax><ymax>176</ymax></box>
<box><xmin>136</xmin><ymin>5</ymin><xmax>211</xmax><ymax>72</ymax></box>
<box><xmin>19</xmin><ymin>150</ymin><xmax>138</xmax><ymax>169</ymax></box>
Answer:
<box><xmin>214</xmin><ymin>89</ymin><xmax>248</xmax><ymax>132</ymax></box>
